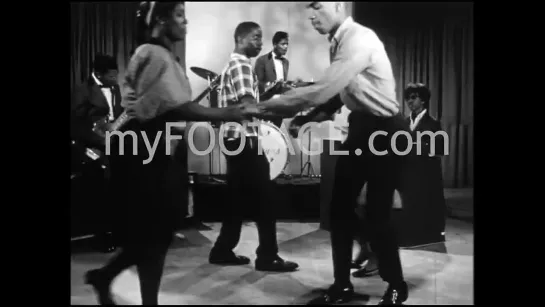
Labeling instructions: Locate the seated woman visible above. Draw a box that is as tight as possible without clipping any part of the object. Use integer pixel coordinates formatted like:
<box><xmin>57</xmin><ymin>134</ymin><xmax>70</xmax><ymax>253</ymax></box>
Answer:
<box><xmin>83</xmin><ymin>2</ymin><xmax>255</xmax><ymax>305</ymax></box>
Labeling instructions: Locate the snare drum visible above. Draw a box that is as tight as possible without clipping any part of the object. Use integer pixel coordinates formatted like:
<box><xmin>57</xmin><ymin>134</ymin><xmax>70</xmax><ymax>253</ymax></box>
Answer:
<box><xmin>257</xmin><ymin>121</ymin><xmax>290</xmax><ymax>180</ymax></box>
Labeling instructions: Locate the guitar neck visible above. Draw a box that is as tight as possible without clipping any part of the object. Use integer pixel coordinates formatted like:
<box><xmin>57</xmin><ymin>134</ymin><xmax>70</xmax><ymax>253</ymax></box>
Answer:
<box><xmin>110</xmin><ymin>111</ymin><xmax>131</xmax><ymax>132</ymax></box>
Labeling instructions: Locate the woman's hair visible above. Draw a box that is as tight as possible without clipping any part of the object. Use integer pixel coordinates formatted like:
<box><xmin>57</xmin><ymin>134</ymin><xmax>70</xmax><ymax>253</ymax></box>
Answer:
<box><xmin>135</xmin><ymin>2</ymin><xmax>183</xmax><ymax>45</ymax></box>
<box><xmin>403</xmin><ymin>82</ymin><xmax>431</xmax><ymax>109</ymax></box>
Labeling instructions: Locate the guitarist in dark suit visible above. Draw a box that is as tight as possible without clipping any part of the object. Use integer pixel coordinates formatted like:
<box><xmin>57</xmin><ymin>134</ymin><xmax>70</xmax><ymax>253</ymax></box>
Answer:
<box><xmin>255</xmin><ymin>31</ymin><xmax>290</xmax><ymax>93</ymax></box>
<box><xmin>71</xmin><ymin>54</ymin><xmax>123</xmax><ymax>150</ymax></box>
<box><xmin>71</xmin><ymin>54</ymin><xmax>122</xmax><ymax>252</ymax></box>
<box><xmin>254</xmin><ymin>31</ymin><xmax>301</xmax><ymax>126</ymax></box>
<box><xmin>401</xmin><ymin>83</ymin><xmax>447</xmax><ymax>246</ymax></box>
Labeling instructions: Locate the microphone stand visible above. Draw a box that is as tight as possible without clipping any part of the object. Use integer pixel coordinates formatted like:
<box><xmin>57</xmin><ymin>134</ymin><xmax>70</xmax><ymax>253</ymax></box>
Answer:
<box><xmin>300</xmin><ymin>121</ymin><xmax>316</xmax><ymax>177</ymax></box>
<box><xmin>298</xmin><ymin>77</ymin><xmax>316</xmax><ymax>178</ymax></box>
<box><xmin>206</xmin><ymin>75</ymin><xmax>214</xmax><ymax>179</ymax></box>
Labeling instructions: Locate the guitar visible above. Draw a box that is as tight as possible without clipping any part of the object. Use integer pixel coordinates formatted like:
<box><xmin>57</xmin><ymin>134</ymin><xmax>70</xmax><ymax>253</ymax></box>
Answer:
<box><xmin>91</xmin><ymin>74</ymin><xmax>221</xmax><ymax>141</ymax></box>
<box><xmin>84</xmin><ymin>74</ymin><xmax>221</xmax><ymax>161</ymax></box>
<box><xmin>259</xmin><ymin>80</ymin><xmax>315</xmax><ymax>101</ymax></box>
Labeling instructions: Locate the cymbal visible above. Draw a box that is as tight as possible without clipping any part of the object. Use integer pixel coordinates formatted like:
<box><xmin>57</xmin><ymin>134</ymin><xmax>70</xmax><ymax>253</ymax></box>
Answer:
<box><xmin>190</xmin><ymin>66</ymin><xmax>218</xmax><ymax>81</ymax></box>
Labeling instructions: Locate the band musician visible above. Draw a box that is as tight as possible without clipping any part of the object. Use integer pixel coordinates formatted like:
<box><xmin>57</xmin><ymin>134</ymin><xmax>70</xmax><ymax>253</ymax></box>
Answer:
<box><xmin>71</xmin><ymin>53</ymin><xmax>123</xmax><ymax>252</ymax></box>
<box><xmin>71</xmin><ymin>54</ymin><xmax>123</xmax><ymax>150</ymax></box>
<box><xmin>254</xmin><ymin>31</ymin><xmax>300</xmax><ymax>127</ymax></box>
<box><xmin>255</xmin><ymin>31</ymin><xmax>290</xmax><ymax>92</ymax></box>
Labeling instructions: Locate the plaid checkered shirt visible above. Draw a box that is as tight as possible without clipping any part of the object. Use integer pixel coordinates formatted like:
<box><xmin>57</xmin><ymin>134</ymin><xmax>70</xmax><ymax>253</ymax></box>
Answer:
<box><xmin>218</xmin><ymin>53</ymin><xmax>260</xmax><ymax>139</ymax></box>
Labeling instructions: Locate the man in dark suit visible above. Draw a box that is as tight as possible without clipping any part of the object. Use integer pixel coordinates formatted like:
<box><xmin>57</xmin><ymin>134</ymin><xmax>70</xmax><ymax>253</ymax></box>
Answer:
<box><xmin>255</xmin><ymin>31</ymin><xmax>290</xmax><ymax>93</ymax></box>
<box><xmin>71</xmin><ymin>54</ymin><xmax>123</xmax><ymax>252</ymax></box>
<box><xmin>401</xmin><ymin>83</ymin><xmax>447</xmax><ymax>246</ymax></box>
<box><xmin>254</xmin><ymin>31</ymin><xmax>296</xmax><ymax>127</ymax></box>
<box><xmin>71</xmin><ymin>54</ymin><xmax>123</xmax><ymax>150</ymax></box>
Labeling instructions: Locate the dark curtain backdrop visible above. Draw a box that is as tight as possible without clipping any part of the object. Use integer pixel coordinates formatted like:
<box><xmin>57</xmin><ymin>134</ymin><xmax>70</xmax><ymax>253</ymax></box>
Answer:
<box><xmin>70</xmin><ymin>2</ymin><xmax>187</xmax><ymax>94</ymax></box>
<box><xmin>70</xmin><ymin>2</ymin><xmax>140</xmax><ymax>94</ymax></box>
<box><xmin>354</xmin><ymin>2</ymin><xmax>474</xmax><ymax>188</ymax></box>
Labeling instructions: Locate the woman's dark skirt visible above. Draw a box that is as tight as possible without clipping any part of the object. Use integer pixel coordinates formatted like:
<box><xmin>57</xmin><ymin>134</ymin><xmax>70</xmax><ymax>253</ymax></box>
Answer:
<box><xmin>107</xmin><ymin>115</ymin><xmax>188</xmax><ymax>246</ymax></box>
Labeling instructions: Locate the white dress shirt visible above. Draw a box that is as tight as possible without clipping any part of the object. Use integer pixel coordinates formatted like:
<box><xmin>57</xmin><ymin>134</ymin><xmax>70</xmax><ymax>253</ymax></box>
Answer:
<box><xmin>410</xmin><ymin>109</ymin><xmax>427</xmax><ymax>131</ymax></box>
<box><xmin>273</xmin><ymin>53</ymin><xmax>285</xmax><ymax>81</ymax></box>
<box><xmin>92</xmin><ymin>72</ymin><xmax>115</xmax><ymax>121</ymax></box>
<box><xmin>262</xmin><ymin>17</ymin><xmax>400</xmax><ymax>118</ymax></box>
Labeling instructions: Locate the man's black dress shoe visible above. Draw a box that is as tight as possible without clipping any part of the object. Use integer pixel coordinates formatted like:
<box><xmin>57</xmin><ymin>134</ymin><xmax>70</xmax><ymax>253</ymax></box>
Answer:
<box><xmin>351</xmin><ymin>258</ymin><xmax>369</xmax><ymax>269</ymax></box>
<box><xmin>209</xmin><ymin>252</ymin><xmax>251</xmax><ymax>265</ymax></box>
<box><xmin>352</xmin><ymin>257</ymin><xmax>378</xmax><ymax>277</ymax></box>
<box><xmin>353</xmin><ymin>266</ymin><xmax>379</xmax><ymax>278</ymax></box>
<box><xmin>317</xmin><ymin>283</ymin><xmax>354</xmax><ymax>304</ymax></box>
<box><xmin>255</xmin><ymin>256</ymin><xmax>299</xmax><ymax>272</ymax></box>
<box><xmin>378</xmin><ymin>282</ymin><xmax>408</xmax><ymax>305</ymax></box>
<box><xmin>85</xmin><ymin>269</ymin><xmax>116</xmax><ymax>305</ymax></box>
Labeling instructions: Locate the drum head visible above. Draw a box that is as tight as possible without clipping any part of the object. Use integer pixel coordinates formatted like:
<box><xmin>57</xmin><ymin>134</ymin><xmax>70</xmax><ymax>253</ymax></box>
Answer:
<box><xmin>258</xmin><ymin>122</ymin><xmax>290</xmax><ymax>180</ymax></box>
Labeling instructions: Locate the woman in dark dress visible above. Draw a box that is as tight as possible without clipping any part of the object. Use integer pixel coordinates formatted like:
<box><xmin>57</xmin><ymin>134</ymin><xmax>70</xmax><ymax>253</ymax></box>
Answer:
<box><xmin>398</xmin><ymin>83</ymin><xmax>447</xmax><ymax>246</ymax></box>
<box><xmin>84</xmin><ymin>2</ymin><xmax>255</xmax><ymax>305</ymax></box>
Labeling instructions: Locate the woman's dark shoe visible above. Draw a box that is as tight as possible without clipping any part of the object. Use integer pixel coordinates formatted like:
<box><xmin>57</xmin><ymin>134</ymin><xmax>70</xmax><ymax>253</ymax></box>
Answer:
<box><xmin>93</xmin><ymin>233</ymin><xmax>117</xmax><ymax>253</ymax></box>
<box><xmin>84</xmin><ymin>269</ymin><xmax>116</xmax><ymax>305</ymax></box>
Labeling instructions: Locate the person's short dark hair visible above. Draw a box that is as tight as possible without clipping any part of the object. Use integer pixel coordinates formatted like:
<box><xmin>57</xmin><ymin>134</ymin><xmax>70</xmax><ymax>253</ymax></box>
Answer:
<box><xmin>403</xmin><ymin>82</ymin><xmax>431</xmax><ymax>109</ymax></box>
<box><xmin>234</xmin><ymin>21</ymin><xmax>261</xmax><ymax>43</ymax></box>
<box><xmin>136</xmin><ymin>2</ymin><xmax>183</xmax><ymax>45</ymax></box>
<box><xmin>93</xmin><ymin>54</ymin><xmax>118</xmax><ymax>75</ymax></box>
<box><xmin>272</xmin><ymin>31</ymin><xmax>288</xmax><ymax>45</ymax></box>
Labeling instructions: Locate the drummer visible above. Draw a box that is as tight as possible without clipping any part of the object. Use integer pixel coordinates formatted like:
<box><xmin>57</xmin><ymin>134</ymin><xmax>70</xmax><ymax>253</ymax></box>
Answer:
<box><xmin>207</xmin><ymin>21</ymin><xmax>299</xmax><ymax>272</ymax></box>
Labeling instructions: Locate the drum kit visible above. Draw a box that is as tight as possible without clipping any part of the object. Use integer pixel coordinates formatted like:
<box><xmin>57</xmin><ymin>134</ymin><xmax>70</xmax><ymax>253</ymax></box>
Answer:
<box><xmin>190</xmin><ymin>66</ymin><xmax>316</xmax><ymax>180</ymax></box>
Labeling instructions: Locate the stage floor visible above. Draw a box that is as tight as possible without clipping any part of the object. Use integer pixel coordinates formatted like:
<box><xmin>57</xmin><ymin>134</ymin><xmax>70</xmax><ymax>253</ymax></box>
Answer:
<box><xmin>71</xmin><ymin>218</ymin><xmax>473</xmax><ymax>305</ymax></box>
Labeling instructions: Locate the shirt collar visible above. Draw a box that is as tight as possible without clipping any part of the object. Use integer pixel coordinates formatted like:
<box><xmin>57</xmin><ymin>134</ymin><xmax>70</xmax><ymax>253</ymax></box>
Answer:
<box><xmin>92</xmin><ymin>72</ymin><xmax>103</xmax><ymax>86</ymax></box>
<box><xmin>271</xmin><ymin>51</ymin><xmax>284</xmax><ymax>60</ymax></box>
<box><xmin>328</xmin><ymin>16</ymin><xmax>354</xmax><ymax>45</ymax></box>
<box><xmin>411</xmin><ymin>109</ymin><xmax>427</xmax><ymax>123</ymax></box>
<box><xmin>232</xmin><ymin>52</ymin><xmax>250</xmax><ymax>62</ymax></box>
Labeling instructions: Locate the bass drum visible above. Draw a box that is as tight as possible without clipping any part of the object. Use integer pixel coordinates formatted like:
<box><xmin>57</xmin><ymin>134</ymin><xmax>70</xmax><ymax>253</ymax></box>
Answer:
<box><xmin>257</xmin><ymin>121</ymin><xmax>290</xmax><ymax>180</ymax></box>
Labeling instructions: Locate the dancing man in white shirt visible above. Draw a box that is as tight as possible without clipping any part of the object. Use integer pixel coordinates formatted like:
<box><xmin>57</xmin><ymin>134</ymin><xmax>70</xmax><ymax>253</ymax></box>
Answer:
<box><xmin>252</xmin><ymin>2</ymin><xmax>410</xmax><ymax>305</ymax></box>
